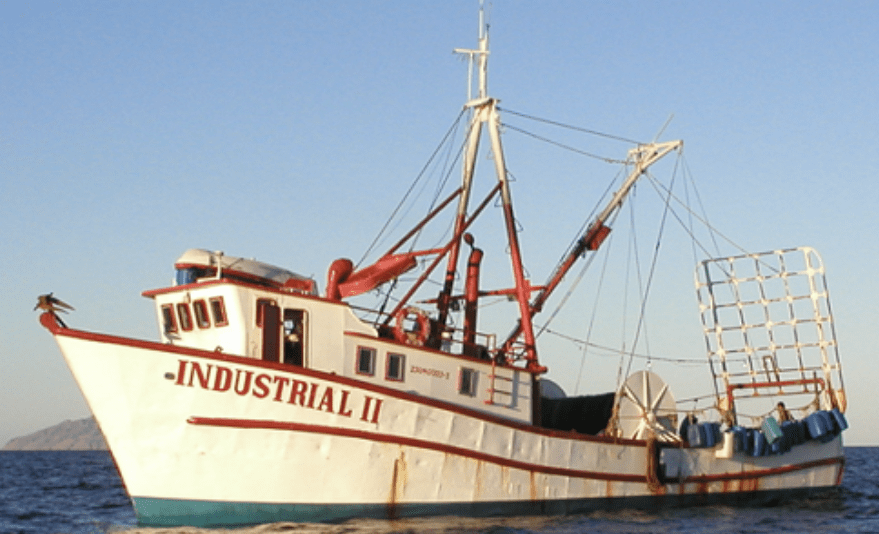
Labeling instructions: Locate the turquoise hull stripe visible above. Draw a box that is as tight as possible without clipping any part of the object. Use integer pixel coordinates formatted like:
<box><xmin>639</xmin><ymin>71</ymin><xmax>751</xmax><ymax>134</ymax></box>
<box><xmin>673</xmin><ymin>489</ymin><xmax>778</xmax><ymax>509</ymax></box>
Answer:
<box><xmin>132</xmin><ymin>486</ymin><xmax>836</xmax><ymax>528</ymax></box>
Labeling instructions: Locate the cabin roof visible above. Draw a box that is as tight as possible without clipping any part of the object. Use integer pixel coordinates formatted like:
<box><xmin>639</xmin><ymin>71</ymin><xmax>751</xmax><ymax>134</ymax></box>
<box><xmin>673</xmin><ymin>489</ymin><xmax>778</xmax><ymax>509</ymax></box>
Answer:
<box><xmin>176</xmin><ymin>249</ymin><xmax>310</xmax><ymax>284</ymax></box>
<box><xmin>142</xmin><ymin>249</ymin><xmax>319</xmax><ymax>297</ymax></box>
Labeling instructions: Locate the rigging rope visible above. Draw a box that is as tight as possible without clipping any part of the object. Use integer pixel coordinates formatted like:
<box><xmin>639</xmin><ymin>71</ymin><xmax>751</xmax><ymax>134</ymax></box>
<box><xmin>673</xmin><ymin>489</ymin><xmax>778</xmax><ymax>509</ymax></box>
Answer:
<box><xmin>357</xmin><ymin>108</ymin><xmax>467</xmax><ymax>267</ymax></box>
<box><xmin>642</xmin><ymin>172</ymin><xmax>768</xmax><ymax>274</ymax></box>
<box><xmin>574</xmin><ymin>229</ymin><xmax>615</xmax><ymax>394</ymax></box>
<box><xmin>621</xmin><ymin>165</ymin><xmax>679</xmax><ymax>382</ymax></box>
<box><xmin>534</xmin><ymin>209</ymin><xmax>621</xmax><ymax>340</ymax></box>
<box><xmin>501</xmin><ymin>123</ymin><xmax>625</xmax><ymax>164</ymax></box>
<box><xmin>498</xmin><ymin>107</ymin><xmax>643</xmax><ymax>145</ymax></box>
<box><xmin>614</xmin><ymin>194</ymin><xmax>638</xmax><ymax>389</ymax></box>
<box><xmin>541</xmin><ymin>326</ymin><xmax>709</xmax><ymax>366</ymax></box>
<box><xmin>682</xmin><ymin>156</ymin><xmax>722</xmax><ymax>259</ymax></box>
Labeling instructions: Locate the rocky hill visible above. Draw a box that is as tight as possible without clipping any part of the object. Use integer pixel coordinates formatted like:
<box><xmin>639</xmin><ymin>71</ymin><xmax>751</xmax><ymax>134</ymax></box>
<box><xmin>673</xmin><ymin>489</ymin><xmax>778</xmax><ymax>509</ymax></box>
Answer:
<box><xmin>2</xmin><ymin>417</ymin><xmax>108</xmax><ymax>451</ymax></box>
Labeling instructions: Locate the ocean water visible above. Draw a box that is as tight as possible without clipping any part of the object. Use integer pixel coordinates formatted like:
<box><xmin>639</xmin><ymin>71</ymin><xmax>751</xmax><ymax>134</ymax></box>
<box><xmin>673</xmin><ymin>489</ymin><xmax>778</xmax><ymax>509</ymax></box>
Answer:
<box><xmin>2</xmin><ymin>448</ymin><xmax>878</xmax><ymax>534</ymax></box>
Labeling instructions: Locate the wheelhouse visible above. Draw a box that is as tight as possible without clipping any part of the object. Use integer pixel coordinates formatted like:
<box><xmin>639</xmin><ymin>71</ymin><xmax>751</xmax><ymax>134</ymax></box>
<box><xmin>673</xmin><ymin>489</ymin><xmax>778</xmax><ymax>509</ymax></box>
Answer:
<box><xmin>142</xmin><ymin>249</ymin><xmax>537</xmax><ymax>425</ymax></box>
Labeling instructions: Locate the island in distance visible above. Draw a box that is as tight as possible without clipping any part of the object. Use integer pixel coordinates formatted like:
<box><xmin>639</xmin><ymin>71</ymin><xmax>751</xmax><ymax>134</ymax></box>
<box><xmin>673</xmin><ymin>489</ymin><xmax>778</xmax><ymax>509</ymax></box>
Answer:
<box><xmin>3</xmin><ymin>417</ymin><xmax>108</xmax><ymax>451</ymax></box>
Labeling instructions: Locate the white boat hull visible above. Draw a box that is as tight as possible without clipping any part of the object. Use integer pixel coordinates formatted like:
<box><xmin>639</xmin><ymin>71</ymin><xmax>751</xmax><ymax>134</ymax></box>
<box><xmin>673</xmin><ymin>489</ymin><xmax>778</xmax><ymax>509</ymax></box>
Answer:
<box><xmin>49</xmin><ymin>323</ymin><xmax>844</xmax><ymax>527</ymax></box>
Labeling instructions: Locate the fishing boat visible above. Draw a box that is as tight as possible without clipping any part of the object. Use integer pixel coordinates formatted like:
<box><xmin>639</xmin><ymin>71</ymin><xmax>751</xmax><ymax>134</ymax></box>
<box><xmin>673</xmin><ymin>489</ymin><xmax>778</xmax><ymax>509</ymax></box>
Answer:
<box><xmin>38</xmin><ymin>9</ymin><xmax>847</xmax><ymax>528</ymax></box>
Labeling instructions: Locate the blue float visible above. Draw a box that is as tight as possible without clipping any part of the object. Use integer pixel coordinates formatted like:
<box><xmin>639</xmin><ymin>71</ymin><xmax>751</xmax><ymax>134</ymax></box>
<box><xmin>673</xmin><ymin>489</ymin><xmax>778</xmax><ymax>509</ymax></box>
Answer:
<box><xmin>751</xmin><ymin>429</ymin><xmax>766</xmax><ymax>457</ymax></box>
<box><xmin>816</xmin><ymin>411</ymin><xmax>837</xmax><ymax>443</ymax></box>
<box><xmin>703</xmin><ymin>422</ymin><xmax>720</xmax><ymax>448</ymax></box>
<box><xmin>831</xmin><ymin>408</ymin><xmax>848</xmax><ymax>432</ymax></box>
<box><xmin>687</xmin><ymin>421</ymin><xmax>703</xmax><ymax>447</ymax></box>
<box><xmin>742</xmin><ymin>428</ymin><xmax>754</xmax><ymax>455</ymax></box>
<box><xmin>805</xmin><ymin>411</ymin><xmax>829</xmax><ymax>440</ymax></box>
<box><xmin>762</xmin><ymin>417</ymin><xmax>783</xmax><ymax>444</ymax></box>
<box><xmin>794</xmin><ymin>419</ymin><xmax>809</xmax><ymax>444</ymax></box>
<box><xmin>781</xmin><ymin>420</ymin><xmax>801</xmax><ymax>447</ymax></box>
<box><xmin>730</xmin><ymin>426</ymin><xmax>747</xmax><ymax>452</ymax></box>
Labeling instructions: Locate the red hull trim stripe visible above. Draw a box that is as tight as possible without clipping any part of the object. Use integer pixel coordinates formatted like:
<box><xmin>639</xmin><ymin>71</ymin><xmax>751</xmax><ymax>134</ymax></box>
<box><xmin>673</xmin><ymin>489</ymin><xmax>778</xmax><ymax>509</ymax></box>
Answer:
<box><xmin>44</xmin><ymin>318</ymin><xmax>640</xmax><ymax>446</ymax></box>
<box><xmin>187</xmin><ymin>416</ymin><xmax>843</xmax><ymax>486</ymax></box>
<box><xmin>682</xmin><ymin>456</ymin><xmax>844</xmax><ymax>483</ymax></box>
<box><xmin>188</xmin><ymin>416</ymin><xmax>645</xmax><ymax>483</ymax></box>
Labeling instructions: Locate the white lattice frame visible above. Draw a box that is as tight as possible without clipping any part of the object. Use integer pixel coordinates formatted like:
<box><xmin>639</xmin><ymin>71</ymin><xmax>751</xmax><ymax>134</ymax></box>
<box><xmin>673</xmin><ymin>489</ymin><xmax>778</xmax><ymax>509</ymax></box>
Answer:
<box><xmin>695</xmin><ymin>247</ymin><xmax>844</xmax><ymax>422</ymax></box>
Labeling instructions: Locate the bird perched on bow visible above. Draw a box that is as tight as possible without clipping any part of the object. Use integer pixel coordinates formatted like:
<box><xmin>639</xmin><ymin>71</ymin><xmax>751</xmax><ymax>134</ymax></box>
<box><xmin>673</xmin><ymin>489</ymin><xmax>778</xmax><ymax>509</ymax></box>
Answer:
<box><xmin>35</xmin><ymin>293</ymin><xmax>75</xmax><ymax>313</ymax></box>
<box><xmin>35</xmin><ymin>293</ymin><xmax>74</xmax><ymax>327</ymax></box>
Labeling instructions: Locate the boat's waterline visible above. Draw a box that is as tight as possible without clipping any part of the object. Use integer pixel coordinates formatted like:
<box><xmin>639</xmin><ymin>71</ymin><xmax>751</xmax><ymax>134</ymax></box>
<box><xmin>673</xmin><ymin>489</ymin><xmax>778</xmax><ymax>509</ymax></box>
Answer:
<box><xmin>131</xmin><ymin>483</ymin><xmax>843</xmax><ymax>528</ymax></box>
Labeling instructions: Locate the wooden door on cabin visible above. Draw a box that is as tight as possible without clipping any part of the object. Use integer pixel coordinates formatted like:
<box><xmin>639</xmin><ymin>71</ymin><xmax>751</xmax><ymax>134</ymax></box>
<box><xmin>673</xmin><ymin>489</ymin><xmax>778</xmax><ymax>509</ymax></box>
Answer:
<box><xmin>259</xmin><ymin>300</ymin><xmax>281</xmax><ymax>363</ymax></box>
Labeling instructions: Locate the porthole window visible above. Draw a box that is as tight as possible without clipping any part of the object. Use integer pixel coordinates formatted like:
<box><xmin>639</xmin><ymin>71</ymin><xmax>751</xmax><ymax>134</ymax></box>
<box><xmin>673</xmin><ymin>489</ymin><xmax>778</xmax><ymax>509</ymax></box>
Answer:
<box><xmin>386</xmin><ymin>353</ymin><xmax>405</xmax><ymax>382</ymax></box>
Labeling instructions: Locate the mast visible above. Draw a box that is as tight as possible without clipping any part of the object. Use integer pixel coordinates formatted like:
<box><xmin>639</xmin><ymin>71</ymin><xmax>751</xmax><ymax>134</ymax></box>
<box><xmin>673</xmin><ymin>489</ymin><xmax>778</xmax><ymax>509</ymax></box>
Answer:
<box><xmin>436</xmin><ymin>6</ymin><xmax>681</xmax><ymax>373</ymax></box>
<box><xmin>437</xmin><ymin>8</ymin><xmax>492</xmax><ymax>332</ymax></box>
<box><xmin>440</xmin><ymin>7</ymin><xmax>542</xmax><ymax>370</ymax></box>
<box><xmin>487</xmin><ymin>99</ymin><xmax>543</xmax><ymax>370</ymax></box>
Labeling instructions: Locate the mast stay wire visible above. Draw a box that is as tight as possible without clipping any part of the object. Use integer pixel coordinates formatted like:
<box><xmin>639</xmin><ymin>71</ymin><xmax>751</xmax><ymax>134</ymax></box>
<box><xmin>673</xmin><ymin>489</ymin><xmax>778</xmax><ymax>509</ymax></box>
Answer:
<box><xmin>494</xmin><ymin>112</ymin><xmax>782</xmax><ymax>397</ymax></box>
<box><xmin>531</xmin><ymin>156</ymin><xmax>634</xmax><ymax>340</ymax></box>
<box><xmin>498</xmin><ymin>118</ymin><xmax>709</xmax><ymax>387</ymax></box>
<box><xmin>573</xmin><ymin>227</ymin><xmax>615</xmax><ymax>394</ymax></box>
<box><xmin>619</xmin><ymin>188</ymin><xmax>646</xmax><ymax>386</ymax></box>
<box><xmin>501</xmin><ymin>123</ymin><xmax>627</xmax><ymax>165</ymax></box>
<box><xmin>497</xmin><ymin>114</ymin><xmax>654</xmax><ymax>296</ymax></box>
<box><xmin>499</xmin><ymin>107</ymin><xmax>644</xmax><ymax>146</ymax></box>
<box><xmin>640</xmin><ymin>152</ymin><xmax>788</xmax><ymax>279</ymax></box>
<box><xmin>357</xmin><ymin>108</ymin><xmax>468</xmax><ymax>268</ymax></box>
<box><xmin>362</xmin><ymin>111</ymin><xmax>468</xmax><ymax>325</ymax></box>
<box><xmin>544</xmin><ymin>326</ymin><xmax>712</xmax><ymax>366</ymax></box>
<box><xmin>534</xmin><ymin>207</ymin><xmax>624</xmax><ymax>341</ymax></box>
<box><xmin>642</xmin><ymin>164</ymin><xmax>766</xmax><ymax>275</ymax></box>
<box><xmin>620</xmin><ymin>158</ymin><xmax>681</xmax><ymax>384</ymax></box>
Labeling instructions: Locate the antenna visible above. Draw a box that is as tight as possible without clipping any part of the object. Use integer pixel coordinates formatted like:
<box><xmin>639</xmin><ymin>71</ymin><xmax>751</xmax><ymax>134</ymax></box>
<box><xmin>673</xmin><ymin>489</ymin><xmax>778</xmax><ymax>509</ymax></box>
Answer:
<box><xmin>454</xmin><ymin>1</ymin><xmax>491</xmax><ymax>102</ymax></box>
<box><xmin>653</xmin><ymin>114</ymin><xmax>674</xmax><ymax>143</ymax></box>
<box><xmin>478</xmin><ymin>0</ymin><xmax>485</xmax><ymax>40</ymax></box>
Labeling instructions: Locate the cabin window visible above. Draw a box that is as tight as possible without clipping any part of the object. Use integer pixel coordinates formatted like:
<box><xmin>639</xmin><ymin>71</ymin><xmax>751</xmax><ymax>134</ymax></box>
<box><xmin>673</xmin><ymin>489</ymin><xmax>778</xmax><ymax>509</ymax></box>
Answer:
<box><xmin>386</xmin><ymin>353</ymin><xmax>405</xmax><ymax>382</ymax></box>
<box><xmin>283</xmin><ymin>309</ymin><xmax>306</xmax><ymax>366</ymax></box>
<box><xmin>209</xmin><ymin>297</ymin><xmax>228</xmax><ymax>327</ymax></box>
<box><xmin>356</xmin><ymin>347</ymin><xmax>376</xmax><ymax>376</ymax></box>
<box><xmin>193</xmin><ymin>300</ymin><xmax>211</xmax><ymax>329</ymax></box>
<box><xmin>459</xmin><ymin>368</ymin><xmax>478</xmax><ymax>396</ymax></box>
<box><xmin>255</xmin><ymin>298</ymin><xmax>277</xmax><ymax>327</ymax></box>
<box><xmin>176</xmin><ymin>303</ymin><xmax>193</xmax><ymax>331</ymax></box>
<box><xmin>161</xmin><ymin>304</ymin><xmax>177</xmax><ymax>333</ymax></box>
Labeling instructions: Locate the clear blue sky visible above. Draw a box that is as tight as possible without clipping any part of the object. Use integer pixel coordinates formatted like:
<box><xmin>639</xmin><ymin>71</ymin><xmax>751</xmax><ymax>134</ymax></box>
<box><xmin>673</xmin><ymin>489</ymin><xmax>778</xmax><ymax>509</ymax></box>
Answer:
<box><xmin>2</xmin><ymin>2</ymin><xmax>877</xmax><ymax>446</ymax></box>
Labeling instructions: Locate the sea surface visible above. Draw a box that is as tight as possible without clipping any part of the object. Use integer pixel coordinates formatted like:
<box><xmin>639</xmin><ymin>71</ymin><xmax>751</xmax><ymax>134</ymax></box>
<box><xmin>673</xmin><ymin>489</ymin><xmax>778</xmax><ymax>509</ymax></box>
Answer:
<box><xmin>2</xmin><ymin>448</ymin><xmax>878</xmax><ymax>534</ymax></box>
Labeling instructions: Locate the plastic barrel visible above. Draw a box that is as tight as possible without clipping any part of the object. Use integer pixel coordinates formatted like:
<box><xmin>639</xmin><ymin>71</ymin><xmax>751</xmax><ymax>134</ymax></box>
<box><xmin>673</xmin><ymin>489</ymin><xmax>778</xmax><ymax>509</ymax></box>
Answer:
<box><xmin>817</xmin><ymin>411</ymin><xmax>837</xmax><ymax>443</ymax></box>
<box><xmin>742</xmin><ymin>428</ymin><xmax>754</xmax><ymax>455</ymax></box>
<box><xmin>794</xmin><ymin>420</ymin><xmax>808</xmax><ymax>444</ymax></box>
<box><xmin>783</xmin><ymin>420</ymin><xmax>803</xmax><ymax>446</ymax></box>
<box><xmin>770</xmin><ymin>437</ymin><xmax>783</xmax><ymax>455</ymax></box>
<box><xmin>703</xmin><ymin>423</ymin><xmax>719</xmax><ymax>448</ymax></box>
<box><xmin>679</xmin><ymin>416</ymin><xmax>694</xmax><ymax>441</ymax></box>
<box><xmin>831</xmin><ymin>408</ymin><xmax>849</xmax><ymax>432</ymax></box>
<box><xmin>806</xmin><ymin>411</ymin><xmax>828</xmax><ymax>440</ymax></box>
<box><xmin>687</xmin><ymin>422</ymin><xmax>703</xmax><ymax>447</ymax></box>
<box><xmin>762</xmin><ymin>417</ymin><xmax>783</xmax><ymax>444</ymax></box>
<box><xmin>731</xmin><ymin>426</ymin><xmax>747</xmax><ymax>452</ymax></box>
<box><xmin>751</xmin><ymin>430</ymin><xmax>766</xmax><ymax>457</ymax></box>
